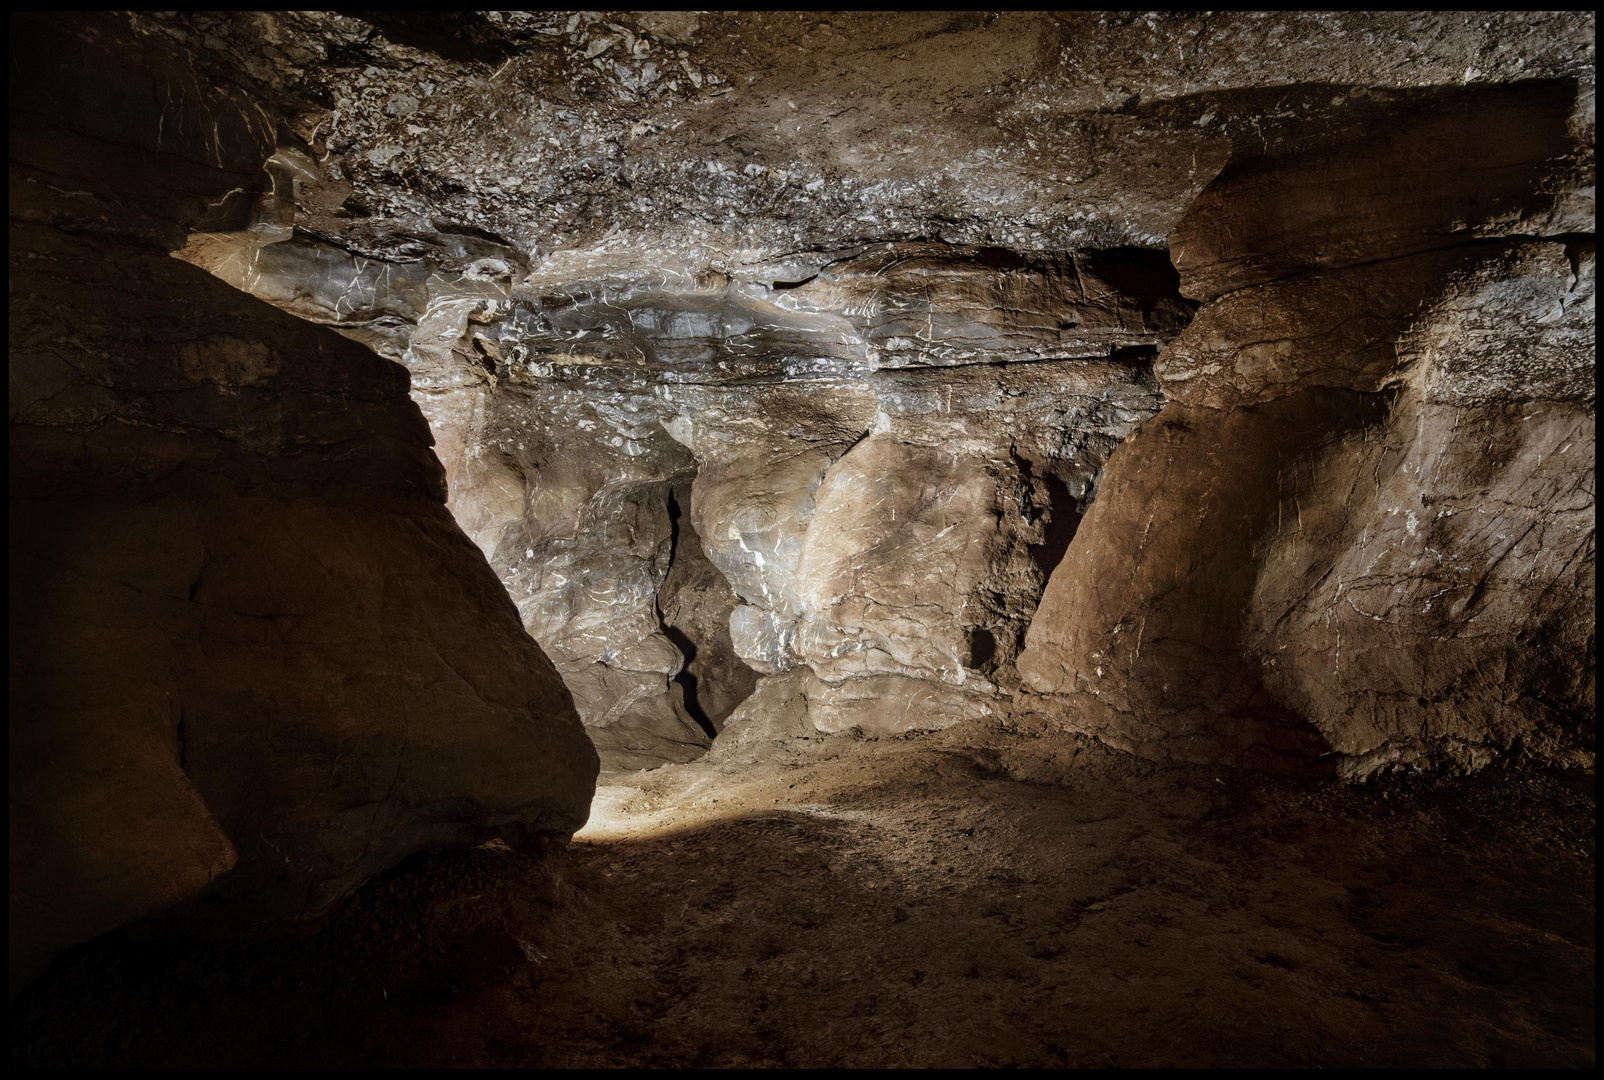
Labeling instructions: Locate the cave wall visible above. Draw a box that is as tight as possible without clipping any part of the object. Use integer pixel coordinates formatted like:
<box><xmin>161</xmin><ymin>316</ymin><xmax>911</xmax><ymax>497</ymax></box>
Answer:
<box><xmin>149</xmin><ymin>11</ymin><xmax>1594</xmax><ymax>777</ymax></box>
<box><xmin>9</xmin><ymin>15</ymin><xmax>1594</xmax><ymax>994</ymax></box>
<box><xmin>27</xmin><ymin>9</ymin><xmax>1593</xmax><ymax>794</ymax></box>
<box><xmin>185</xmin><ymin>226</ymin><xmax>1188</xmax><ymax>757</ymax></box>
<box><xmin>1018</xmin><ymin>83</ymin><xmax>1596</xmax><ymax>774</ymax></box>
<box><xmin>8</xmin><ymin>14</ymin><xmax>598</xmax><ymax>995</ymax></box>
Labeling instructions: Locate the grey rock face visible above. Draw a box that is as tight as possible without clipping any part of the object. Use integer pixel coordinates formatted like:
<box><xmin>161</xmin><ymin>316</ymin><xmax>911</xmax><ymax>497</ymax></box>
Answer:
<box><xmin>12</xmin><ymin>6</ymin><xmax>1594</xmax><ymax>1015</ymax></box>
<box><xmin>657</xmin><ymin>480</ymin><xmax>758</xmax><ymax>732</ymax></box>
<box><xmin>1169</xmin><ymin>80</ymin><xmax>1593</xmax><ymax>301</ymax></box>
<box><xmin>673</xmin><ymin>361</ymin><xmax>1167</xmax><ymax>691</ymax></box>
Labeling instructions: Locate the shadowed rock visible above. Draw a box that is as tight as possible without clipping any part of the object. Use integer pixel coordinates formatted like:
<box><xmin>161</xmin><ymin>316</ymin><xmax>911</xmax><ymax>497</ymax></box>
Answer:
<box><xmin>9</xmin><ymin>13</ymin><xmax>597</xmax><ymax>996</ymax></box>
<box><xmin>1019</xmin><ymin>100</ymin><xmax>1595</xmax><ymax>773</ymax></box>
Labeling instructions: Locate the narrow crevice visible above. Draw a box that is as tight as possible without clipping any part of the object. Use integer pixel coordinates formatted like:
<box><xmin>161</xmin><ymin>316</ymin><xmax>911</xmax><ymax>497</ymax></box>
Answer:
<box><xmin>658</xmin><ymin>481</ymin><xmax>756</xmax><ymax>737</ymax></box>
<box><xmin>1028</xmin><ymin>470</ymin><xmax>1083</xmax><ymax>581</ymax></box>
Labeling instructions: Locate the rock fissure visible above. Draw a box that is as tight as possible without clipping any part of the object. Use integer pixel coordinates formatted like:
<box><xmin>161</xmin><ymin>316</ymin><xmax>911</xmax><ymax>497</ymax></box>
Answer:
<box><xmin>8</xmin><ymin>15</ymin><xmax>1594</xmax><ymax>1061</ymax></box>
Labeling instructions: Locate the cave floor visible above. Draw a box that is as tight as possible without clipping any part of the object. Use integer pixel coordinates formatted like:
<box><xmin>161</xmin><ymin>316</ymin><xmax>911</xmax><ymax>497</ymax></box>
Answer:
<box><xmin>12</xmin><ymin>725</ymin><xmax>1595</xmax><ymax>1068</ymax></box>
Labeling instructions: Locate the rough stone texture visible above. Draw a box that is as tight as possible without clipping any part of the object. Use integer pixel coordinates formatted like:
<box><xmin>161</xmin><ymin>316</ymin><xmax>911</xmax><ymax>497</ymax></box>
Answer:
<box><xmin>45</xmin><ymin>11</ymin><xmax>1594</xmax><ymax>780</ymax></box>
<box><xmin>1247</xmin><ymin>244</ymin><xmax>1595</xmax><ymax>774</ymax></box>
<box><xmin>9</xmin><ymin>14</ymin><xmax>597</xmax><ymax>996</ymax></box>
<box><xmin>672</xmin><ymin>359</ymin><xmax>1166</xmax><ymax>690</ymax></box>
<box><xmin>132</xmin><ymin>11</ymin><xmax>1595</xmax><ymax>262</ymax></box>
<box><xmin>1169</xmin><ymin>80</ymin><xmax>1593</xmax><ymax>301</ymax></box>
<box><xmin>1019</xmin><ymin>102</ymin><xmax>1595</xmax><ymax>774</ymax></box>
<box><xmin>711</xmin><ymin>668</ymin><xmax>1006</xmax><ymax>763</ymax></box>
<box><xmin>149</xmin><ymin>10</ymin><xmax>1595</xmax><ymax>774</ymax></box>
<box><xmin>450</xmin><ymin>376</ymin><xmax>711</xmax><ymax>772</ymax></box>
<box><xmin>183</xmin><ymin>222</ymin><xmax>1185</xmax><ymax>756</ymax></box>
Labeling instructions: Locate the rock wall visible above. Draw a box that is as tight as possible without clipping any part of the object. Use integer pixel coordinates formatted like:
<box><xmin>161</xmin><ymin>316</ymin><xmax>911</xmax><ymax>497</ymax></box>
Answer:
<box><xmin>1018</xmin><ymin>84</ymin><xmax>1595</xmax><ymax>774</ymax></box>
<box><xmin>37</xmin><ymin>11</ymin><xmax>1593</xmax><ymax>789</ymax></box>
<box><xmin>9</xmin><ymin>14</ymin><xmax>597</xmax><ymax>996</ymax></box>
<box><xmin>183</xmin><ymin>221</ymin><xmax>1186</xmax><ymax>758</ymax></box>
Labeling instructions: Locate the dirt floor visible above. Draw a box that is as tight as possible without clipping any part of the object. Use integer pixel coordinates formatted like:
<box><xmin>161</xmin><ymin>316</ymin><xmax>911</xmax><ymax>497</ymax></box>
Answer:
<box><xmin>10</xmin><ymin>720</ymin><xmax>1596</xmax><ymax>1068</ymax></box>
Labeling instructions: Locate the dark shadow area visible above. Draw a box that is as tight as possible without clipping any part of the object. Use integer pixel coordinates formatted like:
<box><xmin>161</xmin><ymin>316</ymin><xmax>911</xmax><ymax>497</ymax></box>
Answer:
<box><xmin>663</xmin><ymin>625</ymin><xmax>710</xmax><ymax>734</ymax></box>
<box><xmin>1104</xmin><ymin>343</ymin><xmax>1162</xmax><ymax>370</ymax></box>
<box><xmin>1082</xmin><ymin>248</ymin><xmax>1191</xmax><ymax>317</ymax></box>
<box><xmin>662</xmin><ymin>485</ymin><xmax>715</xmax><ymax>738</ymax></box>
<box><xmin>967</xmin><ymin>627</ymin><xmax>998</xmax><ymax>670</ymax></box>
<box><xmin>974</xmin><ymin>246</ymin><xmax>1034</xmax><ymax>272</ymax></box>
<box><xmin>1028</xmin><ymin>471</ymin><xmax>1083</xmax><ymax>581</ymax></box>
<box><xmin>343</xmin><ymin>12</ymin><xmax>518</xmax><ymax>65</ymax></box>
<box><xmin>1170</xmin><ymin>78</ymin><xmax>1583</xmax><ymax>299</ymax></box>
<box><xmin>10</xmin><ymin>742</ymin><xmax>1593</xmax><ymax>1068</ymax></box>
<box><xmin>659</xmin><ymin>483</ymin><xmax>758</xmax><ymax>735</ymax></box>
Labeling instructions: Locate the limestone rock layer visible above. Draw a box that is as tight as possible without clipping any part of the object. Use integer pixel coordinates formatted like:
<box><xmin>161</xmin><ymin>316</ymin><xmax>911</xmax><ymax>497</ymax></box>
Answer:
<box><xmin>142</xmin><ymin>10</ymin><xmax>1593</xmax><ymax>773</ymax></box>
<box><xmin>8</xmin><ymin>8</ymin><xmax>1596</xmax><ymax>993</ymax></box>
<box><xmin>1019</xmin><ymin>131</ymin><xmax>1595</xmax><ymax>774</ymax></box>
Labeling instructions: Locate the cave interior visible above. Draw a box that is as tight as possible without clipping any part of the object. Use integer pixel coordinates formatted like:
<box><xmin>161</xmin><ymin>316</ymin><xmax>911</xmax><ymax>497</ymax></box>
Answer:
<box><xmin>8</xmin><ymin>10</ymin><xmax>1596</xmax><ymax>1068</ymax></box>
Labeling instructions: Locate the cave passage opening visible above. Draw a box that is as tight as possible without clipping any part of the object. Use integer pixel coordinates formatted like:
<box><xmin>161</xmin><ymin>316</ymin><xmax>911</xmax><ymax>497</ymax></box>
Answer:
<box><xmin>661</xmin><ymin>482</ymin><xmax>724</xmax><ymax>738</ymax></box>
<box><xmin>8</xmin><ymin>11</ymin><xmax>1595</xmax><ymax>1069</ymax></box>
<box><xmin>657</xmin><ymin>477</ymin><xmax>759</xmax><ymax>738</ymax></box>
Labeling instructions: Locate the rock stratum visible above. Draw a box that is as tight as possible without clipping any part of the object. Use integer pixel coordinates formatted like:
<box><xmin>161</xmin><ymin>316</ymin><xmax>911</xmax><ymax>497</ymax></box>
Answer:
<box><xmin>8</xmin><ymin>10</ymin><xmax>1595</xmax><ymax>995</ymax></box>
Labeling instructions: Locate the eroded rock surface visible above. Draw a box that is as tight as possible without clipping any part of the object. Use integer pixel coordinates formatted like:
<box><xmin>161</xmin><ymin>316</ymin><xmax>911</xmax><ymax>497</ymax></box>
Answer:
<box><xmin>9</xmin><ymin>14</ymin><xmax>597</xmax><ymax>995</ymax></box>
<box><xmin>20</xmin><ymin>11</ymin><xmax>1592</xmax><ymax>815</ymax></box>
<box><xmin>150</xmin><ymin>11</ymin><xmax>1593</xmax><ymax>776</ymax></box>
<box><xmin>1019</xmin><ymin>113</ymin><xmax>1595</xmax><ymax>774</ymax></box>
<box><xmin>135</xmin><ymin>11</ymin><xmax>1594</xmax><ymax>263</ymax></box>
<box><xmin>191</xmin><ymin>234</ymin><xmax>1181</xmax><ymax>752</ymax></box>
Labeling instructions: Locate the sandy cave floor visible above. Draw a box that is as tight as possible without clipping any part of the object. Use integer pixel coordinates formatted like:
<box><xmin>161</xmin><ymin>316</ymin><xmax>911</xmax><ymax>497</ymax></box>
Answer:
<box><xmin>11</xmin><ymin>722</ymin><xmax>1595</xmax><ymax>1068</ymax></box>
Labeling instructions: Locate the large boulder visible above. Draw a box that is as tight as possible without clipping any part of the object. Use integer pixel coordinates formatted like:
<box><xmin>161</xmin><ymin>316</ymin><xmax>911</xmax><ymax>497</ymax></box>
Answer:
<box><xmin>9</xmin><ymin>14</ymin><xmax>598</xmax><ymax>996</ymax></box>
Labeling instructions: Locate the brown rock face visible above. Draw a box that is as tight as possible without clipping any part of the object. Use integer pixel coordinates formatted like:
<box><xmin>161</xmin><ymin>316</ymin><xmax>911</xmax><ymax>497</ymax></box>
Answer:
<box><xmin>1169</xmin><ymin>81</ymin><xmax>1592</xmax><ymax>301</ymax></box>
<box><xmin>11</xmin><ymin>13</ymin><xmax>1595</xmax><ymax>1002</ymax></box>
<box><xmin>9</xmin><ymin>14</ymin><xmax>597</xmax><ymax>995</ymax></box>
<box><xmin>1019</xmin><ymin>85</ymin><xmax>1595</xmax><ymax>773</ymax></box>
<box><xmin>143</xmin><ymin>11</ymin><xmax>1591</xmax><ymax>774</ymax></box>
<box><xmin>183</xmin><ymin>219</ymin><xmax>1186</xmax><ymax>757</ymax></box>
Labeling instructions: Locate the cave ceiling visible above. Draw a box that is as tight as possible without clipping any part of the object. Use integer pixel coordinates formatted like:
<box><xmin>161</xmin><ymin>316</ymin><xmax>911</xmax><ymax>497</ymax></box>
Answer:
<box><xmin>8</xmin><ymin>10</ymin><xmax>1595</xmax><ymax>997</ymax></box>
<box><xmin>125</xmin><ymin>10</ymin><xmax>1595</xmax><ymax>773</ymax></box>
<box><xmin>144</xmin><ymin>11</ymin><xmax>1592</xmax><ymax>265</ymax></box>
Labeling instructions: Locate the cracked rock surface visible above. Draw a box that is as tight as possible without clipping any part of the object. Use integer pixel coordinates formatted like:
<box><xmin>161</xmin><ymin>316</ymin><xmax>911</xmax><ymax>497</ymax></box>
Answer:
<box><xmin>7</xmin><ymin>8</ymin><xmax>1596</xmax><ymax>1008</ymax></box>
<box><xmin>1018</xmin><ymin>113</ymin><xmax>1595</xmax><ymax>773</ymax></box>
<box><xmin>152</xmin><ymin>11</ymin><xmax>1593</xmax><ymax>774</ymax></box>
